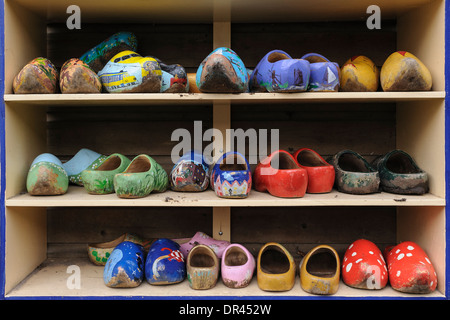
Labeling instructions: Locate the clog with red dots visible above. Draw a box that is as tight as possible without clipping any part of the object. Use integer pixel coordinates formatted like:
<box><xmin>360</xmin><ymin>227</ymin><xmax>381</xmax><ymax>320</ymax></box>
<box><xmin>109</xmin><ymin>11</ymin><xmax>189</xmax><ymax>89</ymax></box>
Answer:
<box><xmin>341</xmin><ymin>239</ymin><xmax>388</xmax><ymax>290</ymax></box>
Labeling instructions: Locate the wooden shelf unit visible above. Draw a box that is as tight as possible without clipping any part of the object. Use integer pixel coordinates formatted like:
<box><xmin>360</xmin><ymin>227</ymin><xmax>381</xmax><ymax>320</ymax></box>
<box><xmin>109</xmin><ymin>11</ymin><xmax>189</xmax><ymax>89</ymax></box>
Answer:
<box><xmin>1</xmin><ymin>0</ymin><xmax>448</xmax><ymax>300</ymax></box>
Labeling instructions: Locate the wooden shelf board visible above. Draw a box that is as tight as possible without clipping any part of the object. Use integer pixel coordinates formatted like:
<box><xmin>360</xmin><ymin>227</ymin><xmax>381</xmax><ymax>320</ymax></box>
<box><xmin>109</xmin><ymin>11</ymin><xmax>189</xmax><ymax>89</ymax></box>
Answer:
<box><xmin>3</xmin><ymin>91</ymin><xmax>446</xmax><ymax>106</ymax></box>
<box><xmin>6</xmin><ymin>257</ymin><xmax>445</xmax><ymax>299</ymax></box>
<box><xmin>6</xmin><ymin>187</ymin><xmax>445</xmax><ymax>207</ymax></box>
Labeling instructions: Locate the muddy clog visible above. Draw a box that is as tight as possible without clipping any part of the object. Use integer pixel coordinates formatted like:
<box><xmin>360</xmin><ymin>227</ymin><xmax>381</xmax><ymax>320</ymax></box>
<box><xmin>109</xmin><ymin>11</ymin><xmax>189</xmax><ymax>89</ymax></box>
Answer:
<box><xmin>59</xmin><ymin>58</ymin><xmax>102</xmax><ymax>94</ymax></box>
<box><xmin>13</xmin><ymin>57</ymin><xmax>59</xmax><ymax>94</ymax></box>
<box><xmin>26</xmin><ymin>153</ymin><xmax>68</xmax><ymax>196</ymax></box>
<box><xmin>221</xmin><ymin>244</ymin><xmax>255</xmax><ymax>289</ymax></box>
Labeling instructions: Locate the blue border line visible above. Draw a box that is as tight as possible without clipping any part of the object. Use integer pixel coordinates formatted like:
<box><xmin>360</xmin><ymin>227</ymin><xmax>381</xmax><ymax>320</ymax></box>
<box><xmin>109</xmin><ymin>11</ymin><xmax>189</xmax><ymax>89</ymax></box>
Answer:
<box><xmin>445</xmin><ymin>0</ymin><xmax>450</xmax><ymax>300</ymax></box>
<box><xmin>0</xmin><ymin>0</ymin><xmax>6</xmax><ymax>300</ymax></box>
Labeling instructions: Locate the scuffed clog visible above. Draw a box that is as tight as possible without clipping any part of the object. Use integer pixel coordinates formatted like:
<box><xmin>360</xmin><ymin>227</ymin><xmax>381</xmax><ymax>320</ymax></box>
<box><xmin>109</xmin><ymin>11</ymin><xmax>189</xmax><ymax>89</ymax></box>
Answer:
<box><xmin>63</xmin><ymin>148</ymin><xmax>107</xmax><ymax>186</ymax></box>
<box><xmin>253</xmin><ymin>150</ymin><xmax>308</xmax><ymax>198</ymax></box>
<box><xmin>156</xmin><ymin>58</ymin><xmax>189</xmax><ymax>93</ymax></box>
<box><xmin>386</xmin><ymin>241</ymin><xmax>437</xmax><ymax>293</ymax></box>
<box><xmin>342</xmin><ymin>239</ymin><xmax>388</xmax><ymax>290</ymax></box>
<box><xmin>299</xmin><ymin>245</ymin><xmax>340</xmax><ymax>295</ymax></box>
<box><xmin>26</xmin><ymin>153</ymin><xmax>68</xmax><ymax>196</ymax></box>
<box><xmin>13</xmin><ymin>57</ymin><xmax>59</xmax><ymax>94</ymax></box>
<box><xmin>196</xmin><ymin>47</ymin><xmax>248</xmax><ymax>93</ymax></box>
<box><xmin>340</xmin><ymin>55</ymin><xmax>379</xmax><ymax>92</ymax></box>
<box><xmin>381</xmin><ymin>51</ymin><xmax>432</xmax><ymax>91</ymax></box>
<box><xmin>249</xmin><ymin>49</ymin><xmax>310</xmax><ymax>92</ymax></box>
<box><xmin>170</xmin><ymin>151</ymin><xmax>210</xmax><ymax>192</ymax></box>
<box><xmin>221</xmin><ymin>244</ymin><xmax>256</xmax><ymax>288</ymax></box>
<box><xmin>187</xmin><ymin>244</ymin><xmax>219</xmax><ymax>290</ymax></box>
<box><xmin>59</xmin><ymin>58</ymin><xmax>102</xmax><ymax>94</ymax></box>
<box><xmin>301</xmin><ymin>53</ymin><xmax>340</xmax><ymax>92</ymax></box>
<box><xmin>294</xmin><ymin>148</ymin><xmax>335</xmax><ymax>194</ymax></box>
<box><xmin>173</xmin><ymin>231</ymin><xmax>230</xmax><ymax>259</ymax></box>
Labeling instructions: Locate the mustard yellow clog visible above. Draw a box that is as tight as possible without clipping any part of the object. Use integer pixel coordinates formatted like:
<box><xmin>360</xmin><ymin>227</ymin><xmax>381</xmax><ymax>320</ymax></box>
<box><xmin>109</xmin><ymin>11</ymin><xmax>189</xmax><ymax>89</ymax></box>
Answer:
<box><xmin>340</xmin><ymin>55</ymin><xmax>379</xmax><ymax>92</ymax></box>
<box><xmin>299</xmin><ymin>244</ymin><xmax>340</xmax><ymax>295</ymax></box>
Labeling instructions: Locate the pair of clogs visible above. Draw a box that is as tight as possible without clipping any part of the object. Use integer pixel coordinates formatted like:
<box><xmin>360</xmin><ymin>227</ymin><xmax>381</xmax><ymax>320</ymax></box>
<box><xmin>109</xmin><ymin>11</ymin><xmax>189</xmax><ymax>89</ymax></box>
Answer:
<box><xmin>249</xmin><ymin>50</ymin><xmax>340</xmax><ymax>93</ymax></box>
<box><xmin>169</xmin><ymin>151</ymin><xmax>211</xmax><ymax>192</ymax></box>
<box><xmin>253</xmin><ymin>149</ymin><xmax>334</xmax><ymax>198</ymax></box>
<box><xmin>26</xmin><ymin>149</ymin><xmax>107</xmax><ymax>195</ymax></box>
<box><xmin>329</xmin><ymin>149</ymin><xmax>428</xmax><ymax>195</ymax></box>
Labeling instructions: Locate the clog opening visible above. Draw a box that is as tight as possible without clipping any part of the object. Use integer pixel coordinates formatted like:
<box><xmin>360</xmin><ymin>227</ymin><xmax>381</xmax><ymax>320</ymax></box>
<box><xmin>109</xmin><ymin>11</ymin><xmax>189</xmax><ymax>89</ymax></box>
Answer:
<box><xmin>260</xmin><ymin>245</ymin><xmax>290</xmax><ymax>274</ymax></box>
<box><xmin>338</xmin><ymin>153</ymin><xmax>371</xmax><ymax>172</ymax></box>
<box><xmin>220</xmin><ymin>154</ymin><xmax>248</xmax><ymax>171</ymax></box>
<box><xmin>386</xmin><ymin>152</ymin><xmax>419</xmax><ymax>174</ymax></box>
<box><xmin>306</xmin><ymin>248</ymin><xmax>337</xmax><ymax>278</ymax></box>
<box><xmin>190</xmin><ymin>247</ymin><xmax>216</xmax><ymax>268</ymax></box>
<box><xmin>97</xmin><ymin>155</ymin><xmax>121</xmax><ymax>171</ymax></box>
<box><xmin>89</xmin><ymin>234</ymin><xmax>126</xmax><ymax>248</ymax></box>
<box><xmin>268</xmin><ymin>52</ymin><xmax>290</xmax><ymax>63</ymax></box>
<box><xmin>224</xmin><ymin>246</ymin><xmax>248</xmax><ymax>266</ymax></box>
<box><xmin>126</xmin><ymin>156</ymin><xmax>150</xmax><ymax>173</ymax></box>
<box><xmin>296</xmin><ymin>150</ymin><xmax>327</xmax><ymax>167</ymax></box>
<box><xmin>270</xmin><ymin>152</ymin><xmax>299</xmax><ymax>170</ymax></box>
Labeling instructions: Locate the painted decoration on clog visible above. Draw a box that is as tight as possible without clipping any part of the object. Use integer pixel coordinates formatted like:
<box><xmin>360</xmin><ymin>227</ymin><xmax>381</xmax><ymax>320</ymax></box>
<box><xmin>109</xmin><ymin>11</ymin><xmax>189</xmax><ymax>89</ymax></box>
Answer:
<box><xmin>301</xmin><ymin>53</ymin><xmax>340</xmax><ymax>92</ymax></box>
<box><xmin>59</xmin><ymin>58</ymin><xmax>102</xmax><ymax>94</ymax></box>
<box><xmin>98</xmin><ymin>50</ymin><xmax>162</xmax><ymax>93</ymax></box>
<box><xmin>103</xmin><ymin>241</ymin><xmax>145</xmax><ymax>288</ymax></box>
<box><xmin>145</xmin><ymin>238</ymin><xmax>186</xmax><ymax>285</ymax></box>
<box><xmin>13</xmin><ymin>57</ymin><xmax>59</xmax><ymax>94</ymax></box>
<box><xmin>196</xmin><ymin>47</ymin><xmax>248</xmax><ymax>93</ymax></box>
<box><xmin>340</xmin><ymin>55</ymin><xmax>379</xmax><ymax>92</ymax></box>
<box><xmin>170</xmin><ymin>151</ymin><xmax>210</xmax><ymax>192</ymax></box>
<box><xmin>62</xmin><ymin>148</ymin><xmax>107</xmax><ymax>186</ymax></box>
<box><xmin>174</xmin><ymin>231</ymin><xmax>230</xmax><ymax>259</ymax></box>
<box><xmin>26</xmin><ymin>153</ymin><xmax>68</xmax><ymax>196</ymax></box>
<box><xmin>341</xmin><ymin>239</ymin><xmax>388</xmax><ymax>290</ymax></box>
<box><xmin>249</xmin><ymin>50</ymin><xmax>310</xmax><ymax>92</ymax></box>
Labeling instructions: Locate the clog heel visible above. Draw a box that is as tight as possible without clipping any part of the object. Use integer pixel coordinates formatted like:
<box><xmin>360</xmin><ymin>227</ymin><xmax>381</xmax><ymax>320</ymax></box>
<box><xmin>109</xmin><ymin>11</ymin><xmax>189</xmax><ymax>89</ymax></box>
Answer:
<box><xmin>340</xmin><ymin>55</ymin><xmax>379</xmax><ymax>92</ymax></box>
<box><xmin>301</xmin><ymin>53</ymin><xmax>340</xmax><ymax>92</ymax></box>
<box><xmin>26</xmin><ymin>153</ymin><xmax>68</xmax><ymax>196</ymax></box>
<box><xmin>299</xmin><ymin>245</ymin><xmax>340</xmax><ymax>295</ymax></box>
<box><xmin>13</xmin><ymin>57</ymin><xmax>59</xmax><ymax>94</ymax></box>
<box><xmin>169</xmin><ymin>151</ymin><xmax>211</xmax><ymax>192</ymax></box>
<box><xmin>187</xmin><ymin>244</ymin><xmax>219</xmax><ymax>290</ymax></box>
<box><xmin>221</xmin><ymin>244</ymin><xmax>256</xmax><ymax>288</ymax></box>
<box><xmin>257</xmin><ymin>242</ymin><xmax>296</xmax><ymax>291</ymax></box>
<box><xmin>59</xmin><ymin>58</ymin><xmax>102</xmax><ymax>93</ymax></box>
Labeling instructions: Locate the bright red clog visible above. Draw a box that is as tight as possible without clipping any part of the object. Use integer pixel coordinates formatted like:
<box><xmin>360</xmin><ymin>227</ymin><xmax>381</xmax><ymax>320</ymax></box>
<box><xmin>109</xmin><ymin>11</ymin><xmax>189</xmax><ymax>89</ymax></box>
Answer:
<box><xmin>341</xmin><ymin>239</ymin><xmax>388</xmax><ymax>290</ymax></box>
<box><xmin>293</xmin><ymin>148</ymin><xmax>335</xmax><ymax>193</ymax></box>
<box><xmin>253</xmin><ymin>150</ymin><xmax>308</xmax><ymax>198</ymax></box>
<box><xmin>386</xmin><ymin>241</ymin><xmax>437</xmax><ymax>293</ymax></box>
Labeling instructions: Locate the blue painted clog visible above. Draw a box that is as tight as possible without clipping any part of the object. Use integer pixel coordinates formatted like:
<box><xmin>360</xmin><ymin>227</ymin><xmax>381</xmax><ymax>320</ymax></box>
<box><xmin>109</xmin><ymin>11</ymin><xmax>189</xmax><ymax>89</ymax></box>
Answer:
<box><xmin>26</xmin><ymin>153</ymin><xmax>68</xmax><ymax>196</ymax></box>
<box><xmin>63</xmin><ymin>148</ymin><xmax>107</xmax><ymax>186</ymax></box>
<box><xmin>196</xmin><ymin>47</ymin><xmax>248</xmax><ymax>93</ymax></box>
<box><xmin>210</xmin><ymin>151</ymin><xmax>251</xmax><ymax>198</ymax></box>
<box><xmin>150</xmin><ymin>57</ymin><xmax>189</xmax><ymax>93</ymax></box>
<box><xmin>145</xmin><ymin>238</ymin><xmax>186</xmax><ymax>285</ymax></box>
<box><xmin>103</xmin><ymin>241</ymin><xmax>145</xmax><ymax>288</ymax></box>
<box><xmin>170</xmin><ymin>150</ymin><xmax>211</xmax><ymax>192</ymax></box>
<box><xmin>250</xmin><ymin>50</ymin><xmax>310</xmax><ymax>92</ymax></box>
<box><xmin>301</xmin><ymin>53</ymin><xmax>340</xmax><ymax>92</ymax></box>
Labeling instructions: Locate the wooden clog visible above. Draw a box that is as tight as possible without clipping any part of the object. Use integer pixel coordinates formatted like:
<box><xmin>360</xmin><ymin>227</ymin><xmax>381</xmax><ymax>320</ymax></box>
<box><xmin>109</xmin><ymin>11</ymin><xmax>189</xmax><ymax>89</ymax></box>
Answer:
<box><xmin>145</xmin><ymin>238</ymin><xmax>186</xmax><ymax>285</ymax></box>
<box><xmin>98</xmin><ymin>50</ymin><xmax>162</xmax><ymax>93</ymax></box>
<box><xmin>196</xmin><ymin>47</ymin><xmax>248</xmax><ymax>93</ymax></box>
<box><xmin>299</xmin><ymin>245</ymin><xmax>340</xmax><ymax>295</ymax></box>
<box><xmin>80</xmin><ymin>31</ymin><xmax>138</xmax><ymax>73</ymax></box>
<box><xmin>257</xmin><ymin>242</ymin><xmax>296</xmax><ymax>292</ymax></box>
<box><xmin>26</xmin><ymin>153</ymin><xmax>68</xmax><ymax>196</ymax></box>
<box><xmin>158</xmin><ymin>60</ymin><xmax>189</xmax><ymax>93</ymax></box>
<box><xmin>187</xmin><ymin>73</ymin><xmax>201</xmax><ymax>93</ymax></box>
<box><xmin>103</xmin><ymin>241</ymin><xmax>145</xmax><ymax>288</ymax></box>
<box><xmin>301</xmin><ymin>53</ymin><xmax>340</xmax><ymax>92</ymax></box>
<box><xmin>173</xmin><ymin>231</ymin><xmax>230</xmax><ymax>259</ymax></box>
<box><xmin>221</xmin><ymin>244</ymin><xmax>255</xmax><ymax>288</ymax></box>
<box><xmin>113</xmin><ymin>154</ymin><xmax>169</xmax><ymax>198</ymax></box>
<box><xmin>380</xmin><ymin>51</ymin><xmax>432</xmax><ymax>91</ymax></box>
<box><xmin>294</xmin><ymin>148</ymin><xmax>335</xmax><ymax>194</ymax></box>
<box><xmin>187</xmin><ymin>244</ymin><xmax>219</xmax><ymax>290</ymax></box>
<box><xmin>372</xmin><ymin>149</ymin><xmax>429</xmax><ymax>195</ymax></box>
<box><xmin>13</xmin><ymin>57</ymin><xmax>59</xmax><ymax>94</ymax></box>
<box><xmin>328</xmin><ymin>150</ymin><xmax>380</xmax><ymax>194</ymax></box>
<box><xmin>81</xmin><ymin>153</ymin><xmax>131</xmax><ymax>195</ymax></box>
<box><xmin>59</xmin><ymin>58</ymin><xmax>102</xmax><ymax>94</ymax></box>
<box><xmin>253</xmin><ymin>150</ymin><xmax>308</xmax><ymax>198</ymax></box>
<box><xmin>249</xmin><ymin>49</ymin><xmax>310</xmax><ymax>92</ymax></box>
<box><xmin>169</xmin><ymin>151</ymin><xmax>210</xmax><ymax>192</ymax></box>
<box><xmin>386</xmin><ymin>241</ymin><xmax>437</xmax><ymax>293</ymax></box>
<box><xmin>342</xmin><ymin>239</ymin><xmax>388</xmax><ymax>290</ymax></box>
<box><xmin>62</xmin><ymin>148</ymin><xmax>107</xmax><ymax>186</ymax></box>
<box><xmin>340</xmin><ymin>55</ymin><xmax>379</xmax><ymax>92</ymax></box>
<box><xmin>210</xmin><ymin>151</ymin><xmax>252</xmax><ymax>198</ymax></box>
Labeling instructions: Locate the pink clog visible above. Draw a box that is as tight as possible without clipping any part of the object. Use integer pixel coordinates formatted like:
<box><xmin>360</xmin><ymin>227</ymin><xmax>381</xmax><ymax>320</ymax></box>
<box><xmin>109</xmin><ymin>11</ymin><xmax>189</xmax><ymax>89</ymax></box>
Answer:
<box><xmin>221</xmin><ymin>244</ymin><xmax>256</xmax><ymax>288</ymax></box>
<box><xmin>173</xmin><ymin>231</ymin><xmax>230</xmax><ymax>259</ymax></box>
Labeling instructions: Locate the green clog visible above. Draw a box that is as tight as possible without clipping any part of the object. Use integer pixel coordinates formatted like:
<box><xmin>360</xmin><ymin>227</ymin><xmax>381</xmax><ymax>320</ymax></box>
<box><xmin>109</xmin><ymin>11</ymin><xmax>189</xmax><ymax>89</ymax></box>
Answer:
<box><xmin>81</xmin><ymin>153</ymin><xmax>131</xmax><ymax>195</ymax></box>
<box><xmin>114</xmin><ymin>154</ymin><xmax>169</xmax><ymax>198</ymax></box>
<box><xmin>26</xmin><ymin>153</ymin><xmax>68</xmax><ymax>196</ymax></box>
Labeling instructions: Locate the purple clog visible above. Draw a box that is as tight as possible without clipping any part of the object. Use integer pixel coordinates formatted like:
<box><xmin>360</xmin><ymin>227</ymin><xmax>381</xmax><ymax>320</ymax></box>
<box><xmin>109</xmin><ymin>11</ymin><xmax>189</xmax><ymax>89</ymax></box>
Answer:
<box><xmin>221</xmin><ymin>244</ymin><xmax>256</xmax><ymax>288</ymax></box>
<box><xmin>301</xmin><ymin>53</ymin><xmax>340</xmax><ymax>92</ymax></box>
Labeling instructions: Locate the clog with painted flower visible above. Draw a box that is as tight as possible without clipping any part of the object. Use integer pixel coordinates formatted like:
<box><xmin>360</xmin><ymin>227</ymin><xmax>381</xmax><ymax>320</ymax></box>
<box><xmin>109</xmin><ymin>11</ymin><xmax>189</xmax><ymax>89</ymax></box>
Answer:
<box><xmin>103</xmin><ymin>241</ymin><xmax>145</xmax><ymax>288</ymax></box>
<box><xmin>113</xmin><ymin>154</ymin><xmax>168</xmax><ymax>198</ymax></box>
<box><xmin>26</xmin><ymin>153</ymin><xmax>68</xmax><ymax>196</ymax></box>
<box><xmin>299</xmin><ymin>244</ymin><xmax>340</xmax><ymax>295</ymax></box>
<box><xmin>253</xmin><ymin>150</ymin><xmax>308</xmax><ymax>198</ymax></box>
<box><xmin>257</xmin><ymin>242</ymin><xmax>296</xmax><ymax>292</ymax></box>
<box><xmin>59</xmin><ymin>58</ymin><xmax>102</xmax><ymax>94</ymax></box>
<box><xmin>249</xmin><ymin>49</ymin><xmax>310</xmax><ymax>93</ymax></box>
<box><xmin>169</xmin><ymin>151</ymin><xmax>211</xmax><ymax>192</ymax></box>
<box><xmin>210</xmin><ymin>151</ymin><xmax>252</xmax><ymax>199</ymax></box>
<box><xmin>221</xmin><ymin>243</ymin><xmax>256</xmax><ymax>289</ymax></box>
<box><xmin>98</xmin><ymin>50</ymin><xmax>162</xmax><ymax>93</ymax></box>
<box><xmin>196</xmin><ymin>47</ymin><xmax>248</xmax><ymax>93</ymax></box>
<box><xmin>385</xmin><ymin>241</ymin><xmax>437</xmax><ymax>293</ymax></box>
<box><xmin>301</xmin><ymin>53</ymin><xmax>340</xmax><ymax>92</ymax></box>
<box><xmin>13</xmin><ymin>57</ymin><xmax>59</xmax><ymax>94</ymax></box>
<box><xmin>145</xmin><ymin>238</ymin><xmax>186</xmax><ymax>285</ymax></box>
<box><xmin>340</xmin><ymin>55</ymin><xmax>379</xmax><ymax>92</ymax></box>
<box><xmin>187</xmin><ymin>244</ymin><xmax>220</xmax><ymax>290</ymax></box>
<box><xmin>80</xmin><ymin>31</ymin><xmax>138</xmax><ymax>73</ymax></box>
<box><xmin>381</xmin><ymin>51</ymin><xmax>432</xmax><ymax>91</ymax></box>
<box><xmin>173</xmin><ymin>231</ymin><xmax>230</xmax><ymax>259</ymax></box>
<box><xmin>62</xmin><ymin>148</ymin><xmax>107</xmax><ymax>186</ymax></box>
<box><xmin>341</xmin><ymin>239</ymin><xmax>388</xmax><ymax>290</ymax></box>
<box><xmin>81</xmin><ymin>153</ymin><xmax>131</xmax><ymax>194</ymax></box>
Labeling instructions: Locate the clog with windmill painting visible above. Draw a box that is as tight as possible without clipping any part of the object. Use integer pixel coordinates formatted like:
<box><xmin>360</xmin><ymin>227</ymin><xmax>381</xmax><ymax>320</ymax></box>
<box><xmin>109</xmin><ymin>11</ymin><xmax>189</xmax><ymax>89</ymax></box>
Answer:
<box><xmin>301</xmin><ymin>53</ymin><xmax>340</xmax><ymax>92</ymax></box>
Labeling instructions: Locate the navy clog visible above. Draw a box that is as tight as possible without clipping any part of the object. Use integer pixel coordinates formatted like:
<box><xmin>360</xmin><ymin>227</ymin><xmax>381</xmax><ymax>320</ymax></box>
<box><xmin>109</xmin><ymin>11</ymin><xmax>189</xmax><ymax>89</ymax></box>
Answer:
<box><xmin>170</xmin><ymin>150</ymin><xmax>211</xmax><ymax>192</ymax></box>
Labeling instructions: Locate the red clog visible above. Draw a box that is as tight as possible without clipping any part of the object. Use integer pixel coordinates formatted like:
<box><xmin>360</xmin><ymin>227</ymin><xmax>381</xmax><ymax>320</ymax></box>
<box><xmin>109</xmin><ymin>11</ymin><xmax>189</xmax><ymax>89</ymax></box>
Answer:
<box><xmin>341</xmin><ymin>239</ymin><xmax>388</xmax><ymax>290</ymax></box>
<box><xmin>253</xmin><ymin>150</ymin><xmax>307</xmax><ymax>198</ymax></box>
<box><xmin>293</xmin><ymin>148</ymin><xmax>335</xmax><ymax>193</ymax></box>
<box><xmin>386</xmin><ymin>241</ymin><xmax>437</xmax><ymax>293</ymax></box>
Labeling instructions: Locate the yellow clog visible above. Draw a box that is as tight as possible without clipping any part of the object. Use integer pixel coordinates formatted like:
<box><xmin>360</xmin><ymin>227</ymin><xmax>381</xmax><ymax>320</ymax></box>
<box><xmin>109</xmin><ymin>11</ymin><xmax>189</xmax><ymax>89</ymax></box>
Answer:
<box><xmin>340</xmin><ymin>55</ymin><xmax>379</xmax><ymax>92</ymax></box>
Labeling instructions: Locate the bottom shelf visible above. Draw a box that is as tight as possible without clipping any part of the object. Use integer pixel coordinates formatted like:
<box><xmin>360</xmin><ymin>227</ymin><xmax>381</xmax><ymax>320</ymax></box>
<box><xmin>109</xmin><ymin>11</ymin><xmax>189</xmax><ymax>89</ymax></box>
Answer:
<box><xmin>6</xmin><ymin>257</ymin><xmax>446</xmax><ymax>299</ymax></box>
